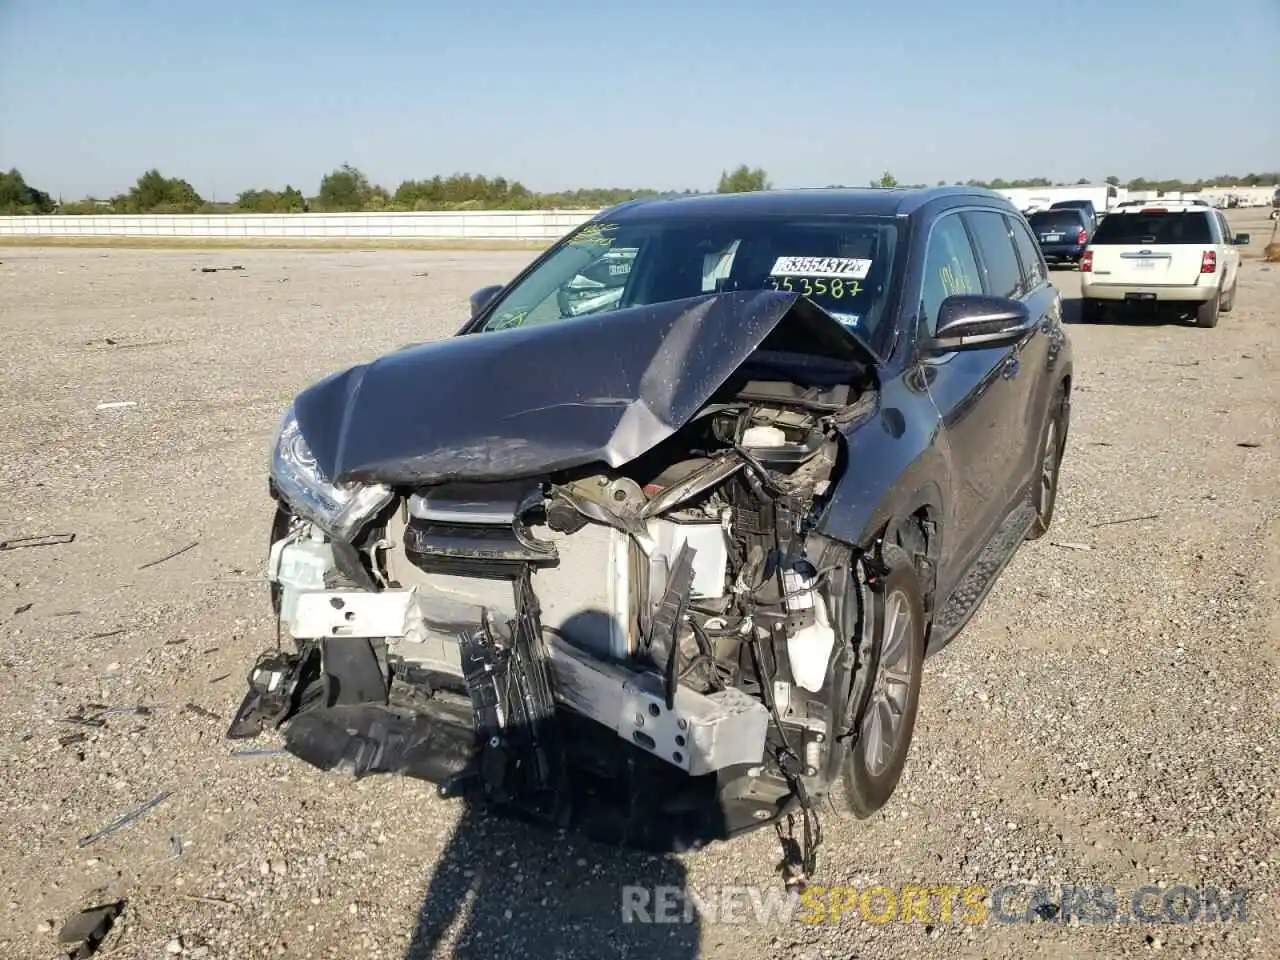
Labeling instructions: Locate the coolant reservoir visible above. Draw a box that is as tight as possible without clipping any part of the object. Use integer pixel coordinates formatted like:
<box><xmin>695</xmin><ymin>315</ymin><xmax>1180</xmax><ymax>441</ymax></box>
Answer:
<box><xmin>783</xmin><ymin>565</ymin><xmax>837</xmax><ymax>692</ymax></box>
<box><xmin>742</xmin><ymin>424</ymin><xmax>787</xmax><ymax>448</ymax></box>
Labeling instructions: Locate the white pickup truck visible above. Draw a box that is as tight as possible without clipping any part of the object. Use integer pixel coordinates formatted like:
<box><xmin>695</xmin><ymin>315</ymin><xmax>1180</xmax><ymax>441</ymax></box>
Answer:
<box><xmin>1079</xmin><ymin>202</ymin><xmax>1249</xmax><ymax>328</ymax></box>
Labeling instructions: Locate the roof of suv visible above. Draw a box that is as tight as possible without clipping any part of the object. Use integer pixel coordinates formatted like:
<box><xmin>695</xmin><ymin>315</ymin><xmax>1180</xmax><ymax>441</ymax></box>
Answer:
<box><xmin>602</xmin><ymin>186</ymin><xmax>1011</xmax><ymax>222</ymax></box>
<box><xmin>1029</xmin><ymin>208</ymin><xmax>1089</xmax><ymax>219</ymax></box>
<box><xmin>1106</xmin><ymin>201</ymin><xmax>1211</xmax><ymax>213</ymax></box>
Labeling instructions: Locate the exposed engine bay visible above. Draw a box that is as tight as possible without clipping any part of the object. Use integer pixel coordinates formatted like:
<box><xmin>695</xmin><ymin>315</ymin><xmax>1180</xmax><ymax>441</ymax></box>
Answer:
<box><xmin>229</xmin><ymin>294</ymin><xmax>887</xmax><ymax>886</ymax></box>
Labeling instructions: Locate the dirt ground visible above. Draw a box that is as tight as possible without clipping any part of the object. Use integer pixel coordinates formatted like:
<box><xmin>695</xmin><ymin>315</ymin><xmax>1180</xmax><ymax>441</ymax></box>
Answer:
<box><xmin>0</xmin><ymin>209</ymin><xmax>1277</xmax><ymax>960</ymax></box>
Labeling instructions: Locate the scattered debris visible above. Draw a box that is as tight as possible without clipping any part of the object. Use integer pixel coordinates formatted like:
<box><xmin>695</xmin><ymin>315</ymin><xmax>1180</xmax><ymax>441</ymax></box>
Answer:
<box><xmin>1049</xmin><ymin>541</ymin><xmax>1094</xmax><ymax>552</ymax></box>
<box><xmin>95</xmin><ymin>400</ymin><xmax>138</xmax><ymax>411</ymax></box>
<box><xmin>57</xmin><ymin>900</ymin><xmax>124</xmax><ymax>958</ymax></box>
<box><xmin>182</xmin><ymin>702</ymin><xmax>220</xmax><ymax>721</ymax></box>
<box><xmin>59</xmin><ymin>731</ymin><xmax>89</xmax><ymax>747</ymax></box>
<box><xmin>62</xmin><ymin>704</ymin><xmax>152</xmax><ymax>728</ymax></box>
<box><xmin>412</xmin><ymin>271</ymin><xmax>430</xmax><ymax>278</ymax></box>
<box><xmin>13</xmin><ymin>602</ymin><xmax>33</xmax><ymax>615</ymax></box>
<box><xmin>183</xmin><ymin>893</ymin><xmax>237</xmax><ymax>908</ymax></box>
<box><xmin>76</xmin><ymin>790</ymin><xmax>171</xmax><ymax>847</ymax></box>
<box><xmin>1089</xmin><ymin>513</ymin><xmax>1161</xmax><ymax>529</ymax></box>
<box><xmin>137</xmin><ymin>540</ymin><xmax>199</xmax><ymax>570</ymax></box>
<box><xmin>86</xmin><ymin>336</ymin><xmax>178</xmax><ymax>350</ymax></box>
<box><xmin>208</xmin><ymin>673</ymin><xmax>230</xmax><ymax>684</ymax></box>
<box><xmin>170</xmin><ymin>833</ymin><xmax>183</xmax><ymax>858</ymax></box>
<box><xmin>98</xmin><ymin>705</ymin><xmax>153</xmax><ymax>717</ymax></box>
<box><xmin>164</xmin><ymin>638</ymin><xmax>189</xmax><ymax>646</ymax></box>
<box><xmin>1237</xmin><ymin>441</ymin><xmax>1261</xmax><ymax>448</ymax></box>
<box><xmin>82</xmin><ymin>628</ymin><xmax>125</xmax><ymax>641</ymax></box>
<box><xmin>0</xmin><ymin>531</ymin><xmax>74</xmax><ymax>552</ymax></box>
<box><xmin>231</xmin><ymin>747</ymin><xmax>287</xmax><ymax>758</ymax></box>
<box><xmin>198</xmin><ymin>265</ymin><xmax>245</xmax><ymax>273</ymax></box>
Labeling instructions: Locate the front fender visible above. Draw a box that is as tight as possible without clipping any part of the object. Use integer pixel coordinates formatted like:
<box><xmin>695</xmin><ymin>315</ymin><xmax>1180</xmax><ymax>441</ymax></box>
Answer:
<box><xmin>816</xmin><ymin>375</ymin><xmax>948</xmax><ymax>550</ymax></box>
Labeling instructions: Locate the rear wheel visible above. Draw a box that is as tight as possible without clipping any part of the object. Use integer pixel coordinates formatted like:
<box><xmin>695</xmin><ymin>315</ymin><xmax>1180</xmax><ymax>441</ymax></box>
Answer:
<box><xmin>1195</xmin><ymin>290</ymin><xmax>1221</xmax><ymax>328</ymax></box>
<box><xmin>1026</xmin><ymin>383</ymin><xmax>1069</xmax><ymax>540</ymax></box>
<box><xmin>830</xmin><ymin>544</ymin><xmax>924</xmax><ymax>819</ymax></box>
<box><xmin>1220</xmin><ymin>277</ymin><xmax>1238</xmax><ymax>314</ymax></box>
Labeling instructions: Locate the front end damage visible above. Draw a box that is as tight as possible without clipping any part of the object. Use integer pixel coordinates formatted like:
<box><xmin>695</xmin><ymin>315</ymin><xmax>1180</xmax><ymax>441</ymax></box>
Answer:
<box><xmin>229</xmin><ymin>291</ymin><xmax>884</xmax><ymax>881</ymax></box>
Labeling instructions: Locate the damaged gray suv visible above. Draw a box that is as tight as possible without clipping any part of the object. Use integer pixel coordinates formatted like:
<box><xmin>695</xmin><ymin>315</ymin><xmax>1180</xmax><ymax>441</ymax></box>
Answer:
<box><xmin>229</xmin><ymin>187</ymin><xmax>1073</xmax><ymax>881</ymax></box>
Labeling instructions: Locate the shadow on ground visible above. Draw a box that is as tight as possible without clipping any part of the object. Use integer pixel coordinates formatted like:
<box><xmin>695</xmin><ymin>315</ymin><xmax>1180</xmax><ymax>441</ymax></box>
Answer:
<box><xmin>1057</xmin><ymin>291</ymin><xmax>1202</xmax><ymax>327</ymax></box>
<box><xmin>405</xmin><ymin>800</ymin><xmax>702</xmax><ymax>960</ymax></box>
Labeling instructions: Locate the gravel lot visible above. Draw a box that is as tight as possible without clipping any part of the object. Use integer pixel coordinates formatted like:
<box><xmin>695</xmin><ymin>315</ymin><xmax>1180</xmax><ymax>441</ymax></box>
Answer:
<box><xmin>1</xmin><ymin>210</ymin><xmax>1277</xmax><ymax>960</ymax></box>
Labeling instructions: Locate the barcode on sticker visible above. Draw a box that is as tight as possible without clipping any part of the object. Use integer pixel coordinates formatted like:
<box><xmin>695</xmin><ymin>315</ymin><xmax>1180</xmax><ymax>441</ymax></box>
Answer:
<box><xmin>770</xmin><ymin>256</ymin><xmax>872</xmax><ymax>279</ymax></box>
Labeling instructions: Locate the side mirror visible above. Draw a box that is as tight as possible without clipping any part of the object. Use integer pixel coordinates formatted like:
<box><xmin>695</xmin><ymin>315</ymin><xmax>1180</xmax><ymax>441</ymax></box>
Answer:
<box><xmin>1233</xmin><ymin>233</ymin><xmax>1250</xmax><ymax>245</ymax></box>
<box><xmin>469</xmin><ymin>284</ymin><xmax>504</xmax><ymax>319</ymax></box>
<box><xmin>923</xmin><ymin>295</ymin><xmax>1033</xmax><ymax>353</ymax></box>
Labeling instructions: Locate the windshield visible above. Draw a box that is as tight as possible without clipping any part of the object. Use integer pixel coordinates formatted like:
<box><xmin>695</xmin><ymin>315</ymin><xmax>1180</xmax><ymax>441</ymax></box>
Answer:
<box><xmin>1091</xmin><ymin>211</ymin><xmax>1212</xmax><ymax>245</ymax></box>
<box><xmin>479</xmin><ymin>214</ymin><xmax>900</xmax><ymax>342</ymax></box>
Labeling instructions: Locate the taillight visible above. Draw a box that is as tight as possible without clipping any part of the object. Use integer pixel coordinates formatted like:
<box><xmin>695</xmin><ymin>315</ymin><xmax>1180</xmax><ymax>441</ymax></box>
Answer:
<box><xmin>1200</xmin><ymin>250</ymin><xmax>1216</xmax><ymax>274</ymax></box>
<box><xmin>1076</xmin><ymin>227</ymin><xmax>1088</xmax><ymax>245</ymax></box>
<box><xmin>1080</xmin><ymin>250</ymin><xmax>1093</xmax><ymax>272</ymax></box>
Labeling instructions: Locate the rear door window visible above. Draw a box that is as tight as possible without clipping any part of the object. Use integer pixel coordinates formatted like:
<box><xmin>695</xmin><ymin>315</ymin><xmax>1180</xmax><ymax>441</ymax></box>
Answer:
<box><xmin>1090</xmin><ymin>211</ymin><xmax>1213</xmax><ymax>245</ymax></box>
<box><xmin>1007</xmin><ymin>215</ymin><xmax>1046</xmax><ymax>290</ymax></box>
<box><xmin>1214</xmin><ymin>212</ymin><xmax>1231</xmax><ymax>243</ymax></box>
<box><xmin>963</xmin><ymin>211</ymin><xmax>1024</xmax><ymax>299</ymax></box>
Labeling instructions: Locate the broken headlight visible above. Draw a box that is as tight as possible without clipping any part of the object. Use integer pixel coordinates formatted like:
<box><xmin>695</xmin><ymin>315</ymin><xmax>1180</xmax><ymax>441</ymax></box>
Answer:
<box><xmin>269</xmin><ymin>404</ymin><xmax>394</xmax><ymax>541</ymax></box>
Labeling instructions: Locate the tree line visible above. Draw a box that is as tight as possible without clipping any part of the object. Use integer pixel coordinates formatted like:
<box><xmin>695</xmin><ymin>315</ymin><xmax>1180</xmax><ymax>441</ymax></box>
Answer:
<box><xmin>3</xmin><ymin>163</ymin><xmax>1277</xmax><ymax>216</ymax></box>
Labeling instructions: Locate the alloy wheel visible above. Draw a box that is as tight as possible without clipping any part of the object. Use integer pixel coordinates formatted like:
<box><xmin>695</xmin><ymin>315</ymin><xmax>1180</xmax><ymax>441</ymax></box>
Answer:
<box><xmin>1041</xmin><ymin>419</ymin><xmax>1060</xmax><ymax>509</ymax></box>
<box><xmin>861</xmin><ymin>589</ymin><xmax>915</xmax><ymax>777</ymax></box>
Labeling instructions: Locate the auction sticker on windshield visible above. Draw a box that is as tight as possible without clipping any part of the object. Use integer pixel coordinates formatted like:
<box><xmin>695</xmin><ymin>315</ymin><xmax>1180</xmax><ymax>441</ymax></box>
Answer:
<box><xmin>770</xmin><ymin>256</ymin><xmax>872</xmax><ymax>279</ymax></box>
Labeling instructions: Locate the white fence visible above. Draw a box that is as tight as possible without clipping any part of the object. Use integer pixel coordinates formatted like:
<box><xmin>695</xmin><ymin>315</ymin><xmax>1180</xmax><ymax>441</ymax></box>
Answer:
<box><xmin>0</xmin><ymin>210</ymin><xmax>603</xmax><ymax>241</ymax></box>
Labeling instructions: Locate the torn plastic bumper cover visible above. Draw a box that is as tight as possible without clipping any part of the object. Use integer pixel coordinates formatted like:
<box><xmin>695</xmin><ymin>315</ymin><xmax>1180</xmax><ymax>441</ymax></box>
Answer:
<box><xmin>229</xmin><ymin>576</ymin><xmax>770</xmax><ymax>782</ymax></box>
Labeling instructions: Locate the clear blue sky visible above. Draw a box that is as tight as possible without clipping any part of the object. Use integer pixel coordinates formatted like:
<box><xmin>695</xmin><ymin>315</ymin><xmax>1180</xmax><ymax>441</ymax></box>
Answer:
<box><xmin>1</xmin><ymin>0</ymin><xmax>1277</xmax><ymax>200</ymax></box>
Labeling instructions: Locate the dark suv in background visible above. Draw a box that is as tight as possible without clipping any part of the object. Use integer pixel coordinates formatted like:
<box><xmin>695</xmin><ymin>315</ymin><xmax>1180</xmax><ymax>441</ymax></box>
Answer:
<box><xmin>1028</xmin><ymin>207</ymin><xmax>1092</xmax><ymax>266</ymax></box>
<box><xmin>1049</xmin><ymin>199</ymin><xmax>1098</xmax><ymax>234</ymax></box>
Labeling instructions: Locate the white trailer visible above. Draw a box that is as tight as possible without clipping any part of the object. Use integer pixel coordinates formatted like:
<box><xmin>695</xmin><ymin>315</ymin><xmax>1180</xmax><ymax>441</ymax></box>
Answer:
<box><xmin>997</xmin><ymin>184</ymin><xmax>1124</xmax><ymax>215</ymax></box>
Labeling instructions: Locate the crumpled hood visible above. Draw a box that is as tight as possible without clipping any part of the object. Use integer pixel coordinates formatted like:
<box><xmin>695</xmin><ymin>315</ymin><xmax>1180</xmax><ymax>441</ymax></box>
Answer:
<box><xmin>294</xmin><ymin>289</ymin><xmax>878</xmax><ymax>486</ymax></box>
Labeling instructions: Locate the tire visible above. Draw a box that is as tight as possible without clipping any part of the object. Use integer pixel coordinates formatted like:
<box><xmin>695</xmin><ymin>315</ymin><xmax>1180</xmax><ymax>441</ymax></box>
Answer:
<box><xmin>830</xmin><ymin>543</ymin><xmax>925</xmax><ymax>820</ymax></box>
<box><xmin>1080</xmin><ymin>297</ymin><xmax>1104</xmax><ymax>323</ymax></box>
<box><xmin>1221</xmin><ymin>278</ymin><xmax>1238</xmax><ymax>314</ymax></box>
<box><xmin>1194</xmin><ymin>290</ymin><xmax>1221</xmax><ymax>328</ymax></box>
<box><xmin>1026</xmin><ymin>383</ymin><xmax>1069</xmax><ymax>541</ymax></box>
